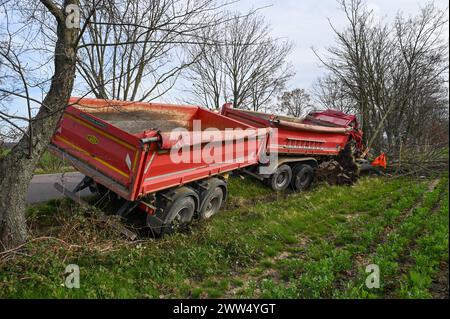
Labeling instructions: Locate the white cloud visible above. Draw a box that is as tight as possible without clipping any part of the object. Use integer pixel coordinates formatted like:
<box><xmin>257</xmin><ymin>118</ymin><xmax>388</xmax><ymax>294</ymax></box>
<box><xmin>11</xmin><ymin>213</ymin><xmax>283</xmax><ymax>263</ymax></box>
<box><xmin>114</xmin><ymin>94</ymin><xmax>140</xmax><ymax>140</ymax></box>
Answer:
<box><xmin>225</xmin><ymin>0</ymin><xmax>449</xmax><ymax>91</ymax></box>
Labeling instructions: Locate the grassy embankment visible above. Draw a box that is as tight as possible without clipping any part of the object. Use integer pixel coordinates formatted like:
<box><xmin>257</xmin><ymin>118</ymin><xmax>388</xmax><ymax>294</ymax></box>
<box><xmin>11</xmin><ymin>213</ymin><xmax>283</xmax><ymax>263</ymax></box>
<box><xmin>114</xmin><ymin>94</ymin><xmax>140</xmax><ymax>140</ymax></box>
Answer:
<box><xmin>0</xmin><ymin>173</ymin><xmax>448</xmax><ymax>298</ymax></box>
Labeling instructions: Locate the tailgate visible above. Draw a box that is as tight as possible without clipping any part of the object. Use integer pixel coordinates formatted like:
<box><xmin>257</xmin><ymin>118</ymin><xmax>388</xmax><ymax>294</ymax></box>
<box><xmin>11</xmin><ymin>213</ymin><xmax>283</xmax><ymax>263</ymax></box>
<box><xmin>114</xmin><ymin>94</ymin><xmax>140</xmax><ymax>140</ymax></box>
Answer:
<box><xmin>51</xmin><ymin>106</ymin><xmax>143</xmax><ymax>189</ymax></box>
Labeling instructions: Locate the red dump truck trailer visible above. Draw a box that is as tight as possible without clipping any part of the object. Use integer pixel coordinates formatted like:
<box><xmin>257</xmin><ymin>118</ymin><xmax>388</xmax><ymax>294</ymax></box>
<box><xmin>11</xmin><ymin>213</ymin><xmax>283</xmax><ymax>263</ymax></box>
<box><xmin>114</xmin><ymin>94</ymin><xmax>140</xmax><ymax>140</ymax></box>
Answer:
<box><xmin>220</xmin><ymin>104</ymin><xmax>363</xmax><ymax>191</ymax></box>
<box><xmin>49</xmin><ymin>98</ymin><xmax>362</xmax><ymax>236</ymax></box>
<box><xmin>49</xmin><ymin>97</ymin><xmax>270</xmax><ymax>235</ymax></box>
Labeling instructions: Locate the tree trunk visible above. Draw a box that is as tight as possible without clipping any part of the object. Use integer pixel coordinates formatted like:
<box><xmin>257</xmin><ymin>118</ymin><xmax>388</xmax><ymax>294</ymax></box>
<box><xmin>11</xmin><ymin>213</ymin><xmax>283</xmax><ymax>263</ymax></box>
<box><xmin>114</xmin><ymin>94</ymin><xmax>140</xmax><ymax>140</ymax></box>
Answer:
<box><xmin>0</xmin><ymin>1</ymin><xmax>79</xmax><ymax>250</ymax></box>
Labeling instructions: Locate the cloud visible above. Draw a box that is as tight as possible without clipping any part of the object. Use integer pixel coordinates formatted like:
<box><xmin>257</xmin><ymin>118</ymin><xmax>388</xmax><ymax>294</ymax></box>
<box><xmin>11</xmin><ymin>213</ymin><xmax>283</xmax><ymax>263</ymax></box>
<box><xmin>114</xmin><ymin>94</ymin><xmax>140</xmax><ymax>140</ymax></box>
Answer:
<box><xmin>227</xmin><ymin>0</ymin><xmax>449</xmax><ymax>92</ymax></box>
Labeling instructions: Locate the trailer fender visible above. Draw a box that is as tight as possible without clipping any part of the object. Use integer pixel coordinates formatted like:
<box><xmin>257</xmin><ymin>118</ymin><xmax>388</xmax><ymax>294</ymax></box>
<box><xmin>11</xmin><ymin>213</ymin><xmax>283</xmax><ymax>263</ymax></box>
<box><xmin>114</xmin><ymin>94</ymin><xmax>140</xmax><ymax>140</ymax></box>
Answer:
<box><xmin>161</xmin><ymin>187</ymin><xmax>200</xmax><ymax>215</ymax></box>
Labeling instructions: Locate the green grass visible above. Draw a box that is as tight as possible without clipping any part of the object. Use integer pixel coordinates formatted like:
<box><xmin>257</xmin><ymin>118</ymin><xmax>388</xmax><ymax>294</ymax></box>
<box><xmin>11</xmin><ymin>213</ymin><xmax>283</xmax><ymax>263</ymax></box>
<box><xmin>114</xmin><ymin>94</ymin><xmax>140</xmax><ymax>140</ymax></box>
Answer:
<box><xmin>1</xmin><ymin>147</ymin><xmax>73</xmax><ymax>174</ymax></box>
<box><xmin>396</xmin><ymin>181</ymin><xmax>449</xmax><ymax>298</ymax></box>
<box><xmin>336</xmin><ymin>177</ymin><xmax>448</xmax><ymax>298</ymax></box>
<box><xmin>34</xmin><ymin>151</ymin><xmax>74</xmax><ymax>174</ymax></box>
<box><xmin>0</xmin><ymin>174</ymin><xmax>448</xmax><ymax>298</ymax></box>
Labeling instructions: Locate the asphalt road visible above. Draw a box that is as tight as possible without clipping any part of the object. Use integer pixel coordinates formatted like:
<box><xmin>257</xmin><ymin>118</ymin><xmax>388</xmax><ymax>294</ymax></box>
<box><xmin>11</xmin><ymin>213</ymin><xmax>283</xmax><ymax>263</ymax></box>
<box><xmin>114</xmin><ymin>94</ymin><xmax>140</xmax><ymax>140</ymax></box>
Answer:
<box><xmin>27</xmin><ymin>172</ymin><xmax>92</xmax><ymax>204</ymax></box>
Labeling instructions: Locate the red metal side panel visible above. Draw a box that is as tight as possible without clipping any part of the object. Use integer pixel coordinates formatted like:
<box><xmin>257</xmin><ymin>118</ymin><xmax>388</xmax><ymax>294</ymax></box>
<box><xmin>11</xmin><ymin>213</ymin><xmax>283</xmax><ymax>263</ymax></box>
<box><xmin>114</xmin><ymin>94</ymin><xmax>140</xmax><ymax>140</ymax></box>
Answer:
<box><xmin>270</xmin><ymin>129</ymin><xmax>349</xmax><ymax>156</ymax></box>
<box><xmin>138</xmin><ymin>131</ymin><xmax>268</xmax><ymax>195</ymax></box>
<box><xmin>221</xmin><ymin>105</ymin><xmax>351</xmax><ymax>156</ymax></box>
<box><xmin>133</xmin><ymin>106</ymin><xmax>270</xmax><ymax>196</ymax></box>
<box><xmin>51</xmin><ymin>106</ymin><xmax>144</xmax><ymax>196</ymax></box>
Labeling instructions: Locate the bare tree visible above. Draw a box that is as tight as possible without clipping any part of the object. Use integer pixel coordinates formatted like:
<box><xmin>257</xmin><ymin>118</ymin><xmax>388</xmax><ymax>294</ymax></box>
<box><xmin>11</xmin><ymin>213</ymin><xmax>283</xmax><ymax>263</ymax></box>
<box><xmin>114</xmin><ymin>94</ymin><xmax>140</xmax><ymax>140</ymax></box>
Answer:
<box><xmin>276</xmin><ymin>88</ymin><xmax>313</xmax><ymax>118</ymax></box>
<box><xmin>77</xmin><ymin>0</ymin><xmax>231</xmax><ymax>102</ymax></box>
<box><xmin>0</xmin><ymin>0</ymin><xmax>80</xmax><ymax>249</ymax></box>
<box><xmin>314</xmin><ymin>0</ymin><xmax>449</xmax><ymax>156</ymax></box>
<box><xmin>314</xmin><ymin>75</ymin><xmax>357</xmax><ymax>113</ymax></box>
<box><xmin>186</xmin><ymin>12</ymin><xmax>294</xmax><ymax>110</ymax></box>
<box><xmin>184</xmin><ymin>23</ymin><xmax>226</xmax><ymax>109</ymax></box>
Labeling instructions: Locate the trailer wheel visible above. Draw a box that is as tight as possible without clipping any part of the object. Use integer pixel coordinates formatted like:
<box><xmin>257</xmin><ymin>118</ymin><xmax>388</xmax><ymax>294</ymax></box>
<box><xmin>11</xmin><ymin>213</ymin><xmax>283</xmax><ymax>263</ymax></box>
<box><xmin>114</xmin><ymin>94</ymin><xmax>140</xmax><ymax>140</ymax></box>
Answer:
<box><xmin>147</xmin><ymin>187</ymin><xmax>198</xmax><ymax>236</ymax></box>
<box><xmin>197</xmin><ymin>178</ymin><xmax>227</xmax><ymax>220</ymax></box>
<box><xmin>199</xmin><ymin>187</ymin><xmax>224</xmax><ymax>219</ymax></box>
<box><xmin>164</xmin><ymin>196</ymin><xmax>196</xmax><ymax>233</ymax></box>
<box><xmin>291</xmin><ymin>164</ymin><xmax>314</xmax><ymax>191</ymax></box>
<box><xmin>268</xmin><ymin>164</ymin><xmax>292</xmax><ymax>192</ymax></box>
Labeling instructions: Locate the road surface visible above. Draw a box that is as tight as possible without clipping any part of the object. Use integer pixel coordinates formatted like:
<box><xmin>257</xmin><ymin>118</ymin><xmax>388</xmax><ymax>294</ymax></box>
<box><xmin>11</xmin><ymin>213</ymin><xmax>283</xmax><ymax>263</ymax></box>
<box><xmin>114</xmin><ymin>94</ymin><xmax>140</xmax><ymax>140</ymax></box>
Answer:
<box><xmin>27</xmin><ymin>172</ymin><xmax>92</xmax><ymax>204</ymax></box>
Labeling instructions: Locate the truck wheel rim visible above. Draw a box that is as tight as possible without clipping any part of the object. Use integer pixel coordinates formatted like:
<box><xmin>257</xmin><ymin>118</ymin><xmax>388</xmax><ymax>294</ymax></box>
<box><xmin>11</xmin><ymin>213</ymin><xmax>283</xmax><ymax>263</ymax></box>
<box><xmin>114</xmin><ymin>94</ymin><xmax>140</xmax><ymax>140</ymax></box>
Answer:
<box><xmin>276</xmin><ymin>172</ymin><xmax>288</xmax><ymax>188</ymax></box>
<box><xmin>204</xmin><ymin>190</ymin><xmax>222</xmax><ymax>219</ymax></box>
<box><xmin>171</xmin><ymin>205</ymin><xmax>193</xmax><ymax>229</ymax></box>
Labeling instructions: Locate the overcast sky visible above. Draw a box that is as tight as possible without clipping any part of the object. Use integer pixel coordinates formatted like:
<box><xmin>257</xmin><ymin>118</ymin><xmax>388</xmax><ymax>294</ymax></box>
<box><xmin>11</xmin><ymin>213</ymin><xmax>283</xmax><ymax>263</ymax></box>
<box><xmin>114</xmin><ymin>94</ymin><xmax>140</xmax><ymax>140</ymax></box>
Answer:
<box><xmin>218</xmin><ymin>0</ymin><xmax>449</xmax><ymax>93</ymax></box>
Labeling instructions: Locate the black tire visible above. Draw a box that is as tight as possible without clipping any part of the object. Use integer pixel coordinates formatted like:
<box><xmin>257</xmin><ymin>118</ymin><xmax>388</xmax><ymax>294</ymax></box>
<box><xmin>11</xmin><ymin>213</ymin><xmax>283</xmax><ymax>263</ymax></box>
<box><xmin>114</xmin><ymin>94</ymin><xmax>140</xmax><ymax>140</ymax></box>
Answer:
<box><xmin>199</xmin><ymin>186</ymin><xmax>224</xmax><ymax>220</ymax></box>
<box><xmin>291</xmin><ymin>164</ymin><xmax>314</xmax><ymax>191</ymax></box>
<box><xmin>268</xmin><ymin>164</ymin><xmax>292</xmax><ymax>192</ymax></box>
<box><xmin>163</xmin><ymin>196</ymin><xmax>196</xmax><ymax>233</ymax></box>
<box><xmin>147</xmin><ymin>187</ymin><xmax>197</xmax><ymax>237</ymax></box>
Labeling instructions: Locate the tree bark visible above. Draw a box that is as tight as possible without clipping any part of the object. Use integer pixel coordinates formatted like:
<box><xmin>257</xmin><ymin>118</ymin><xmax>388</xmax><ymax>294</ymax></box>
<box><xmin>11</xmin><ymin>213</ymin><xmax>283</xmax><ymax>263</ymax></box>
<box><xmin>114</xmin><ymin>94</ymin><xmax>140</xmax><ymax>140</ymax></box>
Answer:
<box><xmin>0</xmin><ymin>0</ymin><xmax>79</xmax><ymax>250</ymax></box>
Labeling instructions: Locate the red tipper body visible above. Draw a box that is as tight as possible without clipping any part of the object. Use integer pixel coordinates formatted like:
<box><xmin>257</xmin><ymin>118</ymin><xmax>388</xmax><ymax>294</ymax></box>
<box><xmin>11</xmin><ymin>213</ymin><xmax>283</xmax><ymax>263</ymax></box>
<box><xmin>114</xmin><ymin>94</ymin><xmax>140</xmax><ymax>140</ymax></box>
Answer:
<box><xmin>49</xmin><ymin>98</ymin><xmax>270</xmax><ymax>201</ymax></box>
<box><xmin>220</xmin><ymin>104</ymin><xmax>363</xmax><ymax>156</ymax></box>
<box><xmin>302</xmin><ymin>109</ymin><xmax>358</xmax><ymax>128</ymax></box>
